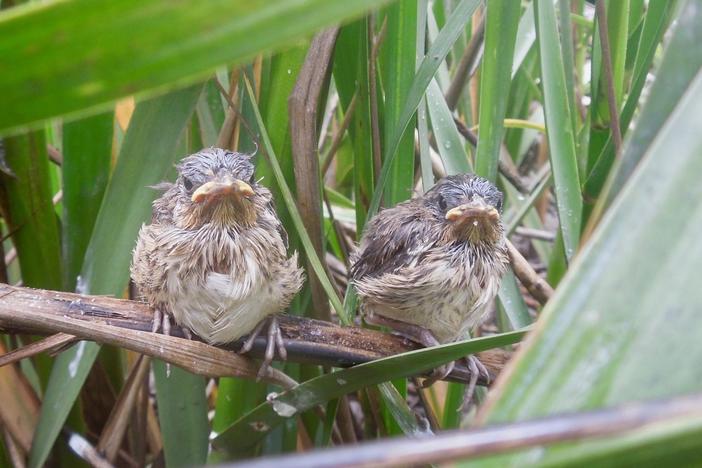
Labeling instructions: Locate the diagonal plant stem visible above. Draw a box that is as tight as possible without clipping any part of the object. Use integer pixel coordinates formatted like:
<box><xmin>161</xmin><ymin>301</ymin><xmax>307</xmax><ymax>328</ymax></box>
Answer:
<box><xmin>321</xmin><ymin>90</ymin><xmax>359</xmax><ymax>175</ymax></box>
<box><xmin>445</xmin><ymin>15</ymin><xmax>486</xmax><ymax>111</ymax></box>
<box><xmin>595</xmin><ymin>0</ymin><xmax>623</xmax><ymax>157</ymax></box>
<box><xmin>228</xmin><ymin>393</ymin><xmax>702</xmax><ymax>468</ymax></box>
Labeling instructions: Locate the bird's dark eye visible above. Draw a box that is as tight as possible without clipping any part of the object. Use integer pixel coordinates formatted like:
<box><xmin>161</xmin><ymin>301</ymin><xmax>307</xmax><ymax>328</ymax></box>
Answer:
<box><xmin>183</xmin><ymin>177</ymin><xmax>194</xmax><ymax>191</ymax></box>
<box><xmin>437</xmin><ymin>195</ymin><xmax>448</xmax><ymax>211</ymax></box>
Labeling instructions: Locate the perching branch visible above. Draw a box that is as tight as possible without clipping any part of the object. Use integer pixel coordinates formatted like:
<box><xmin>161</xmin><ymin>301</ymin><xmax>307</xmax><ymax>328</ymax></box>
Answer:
<box><xmin>0</xmin><ymin>284</ymin><xmax>509</xmax><ymax>386</ymax></box>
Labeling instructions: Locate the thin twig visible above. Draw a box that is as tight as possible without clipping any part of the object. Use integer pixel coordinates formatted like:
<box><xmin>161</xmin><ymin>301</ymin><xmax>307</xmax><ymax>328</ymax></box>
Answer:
<box><xmin>514</xmin><ymin>226</ymin><xmax>556</xmax><ymax>242</ymax></box>
<box><xmin>445</xmin><ymin>16</ymin><xmax>486</xmax><ymax>111</ymax></box>
<box><xmin>214</xmin><ymin>74</ymin><xmax>260</xmax><ymax>151</ymax></box>
<box><xmin>595</xmin><ymin>0</ymin><xmax>623</xmax><ymax>157</ymax></box>
<box><xmin>321</xmin><ymin>90</ymin><xmax>359</xmax><ymax>176</ymax></box>
<box><xmin>506</xmin><ymin>239</ymin><xmax>554</xmax><ymax>305</ymax></box>
<box><xmin>0</xmin><ymin>332</ymin><xmax>77</xmax><ymax>368</ymax></box>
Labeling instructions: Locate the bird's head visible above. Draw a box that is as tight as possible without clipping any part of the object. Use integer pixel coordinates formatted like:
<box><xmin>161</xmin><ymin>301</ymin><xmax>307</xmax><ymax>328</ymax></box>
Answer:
<box><xmin>172</xmin><ymin>148</ymin><xmax>259</xmax><ymax>229</ymax></box>
<box><xmin>426</xmin><ymin>174</ymin><xmax>504</xmax><ymax>245</ymax></box>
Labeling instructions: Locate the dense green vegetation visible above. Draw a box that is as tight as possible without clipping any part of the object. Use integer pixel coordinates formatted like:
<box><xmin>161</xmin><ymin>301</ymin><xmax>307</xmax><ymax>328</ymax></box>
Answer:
<box><xmin>1</xmin><ymin>0</ymin><xmax>701</xmax><ymax>466</ymax></box>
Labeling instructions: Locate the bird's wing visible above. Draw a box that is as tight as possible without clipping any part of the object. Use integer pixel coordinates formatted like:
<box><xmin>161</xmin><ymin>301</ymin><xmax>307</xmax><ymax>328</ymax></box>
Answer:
<box><xmin>150</xmin><ymin>184</ymin><xmax>177</xmax><ymax>224</ymax></box>
<box><xmin>351</xmin><ymin>201</ymin><xmax>437</xmax><ymax>280</ymax></box>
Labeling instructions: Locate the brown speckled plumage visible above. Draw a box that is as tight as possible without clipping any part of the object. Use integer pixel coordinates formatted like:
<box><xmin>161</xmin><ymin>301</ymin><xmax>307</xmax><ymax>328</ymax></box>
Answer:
<box><xmin>351</xmin><ymin>174</ymin><xmax>508</xmax><ymax>391</ymax></box>
<box><xmin>130</xmin><ymin>148</ymin><xmax>304</xmax><ymax>349</ymax></box>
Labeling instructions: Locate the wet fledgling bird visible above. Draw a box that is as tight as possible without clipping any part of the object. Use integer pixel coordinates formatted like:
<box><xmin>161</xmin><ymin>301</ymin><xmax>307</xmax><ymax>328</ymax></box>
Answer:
<box><xmin>351</xmin><ymin>174</ymin><xmax>509</xmax><ymax>396</ymax></box>
<box><xmin>130</xmin><ymin>148</ymin><xmax>304</xmax><ymax>376</ymax></box>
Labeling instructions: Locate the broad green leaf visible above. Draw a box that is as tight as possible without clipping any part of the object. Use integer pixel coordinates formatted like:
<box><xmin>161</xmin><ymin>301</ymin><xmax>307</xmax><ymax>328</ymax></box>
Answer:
<box><xmin>0</xmin><ymin>0</ymin><xmax>395</xmax><ymax>134</ymax></box>
<box><xmin>474</xmin><ymin>0</ymin><xmax>520</xmax><ymax>182</ymax></box>
<box><xmin>533</xmin><ymin>0</ymin><xmax>582</xmax><ymax>261</ymax></box>
<box><xmin>195</xmin><ymin>80</ymin><xmax>226</xmax><ymax>147</ymax></box>
<box><xmin>62</xmin><ymin>111</ymin><xmax>113</xmax><ymax>291</ymax></box>
<box><xmin>212</xmin><ymin>329</ymin><xmax>527</xmax><ymax>455</ymax></box>
<box><xmin>476</xmin><ymin>60</ymin><xmax>702</xmax><ymax>466</ymax></box>
<box><xmin>153</xmin><ymin>362</ymin><xmax>208</xmax><ymax>467</ymax></box>
<box><xmin>28</xmin><ymin>86</ymin><xmax>202</xmax><ymax>468</ymax></box>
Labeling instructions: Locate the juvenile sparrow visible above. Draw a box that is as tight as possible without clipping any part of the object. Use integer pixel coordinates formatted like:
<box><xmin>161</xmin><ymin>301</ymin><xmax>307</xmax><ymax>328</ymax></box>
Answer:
<box><xmin>351</xmin><ymin>174</ymin><xmax>509</xmax><ymax>396</ymax></box>
<box><xmin>130</xmin><ymin>148</ymin><xmax>304</xmax><ymax>375</ymax></box>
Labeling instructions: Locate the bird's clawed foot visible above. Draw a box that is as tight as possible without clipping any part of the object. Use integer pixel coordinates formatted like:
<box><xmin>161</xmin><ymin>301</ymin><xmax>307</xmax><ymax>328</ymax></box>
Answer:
<box><xmin>151</xmin><ymin>307</ymin><xmax>192</xmax><ymax>339</ymax></box>
<box><xmin>459</xmin><ymin>354</ymin><xmax>491</xmax><ymax>411</ymax></box>
<box><xmin>364</xmin><ymin>314</ymin><xmax>456</xmax><ymax>387</ymax></box>
<box><xmin>240</xmin><ymin>316</ymin><xmax>288</xmax><ymax>380</ymax></box>
<box><xmin>420</xmin><ymin>360</ymin><xmax>455</xmax><ymax>388</ymax></box>
<box><xmin>151</xmin><ymin>307</ymin><xmax>171</xmax><ymax>335</ymax></box>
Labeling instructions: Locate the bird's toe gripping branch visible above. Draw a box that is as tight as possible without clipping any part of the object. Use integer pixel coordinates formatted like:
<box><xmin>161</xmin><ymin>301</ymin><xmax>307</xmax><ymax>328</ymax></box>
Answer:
<box><xmin>151</xmin><ymin>306</ymin><xmax>192</xmax><ymax>340</ymax></box>
<box><xmin>239</xmin><ymin>316</ymin><xmax>288</xmax><ymax>380</ymax></box>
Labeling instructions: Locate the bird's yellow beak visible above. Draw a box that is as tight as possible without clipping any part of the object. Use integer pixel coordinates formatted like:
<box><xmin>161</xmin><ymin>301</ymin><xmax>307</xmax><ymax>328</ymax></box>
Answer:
<box><xmin>445</xmin><ymin>198</ymin><xmax>499</xmax><ymax>223</ymax></box>
<box><xmin>191</xmin><ymin>177</ymin><xmax>254</xmax><ymax>204</ymax></box>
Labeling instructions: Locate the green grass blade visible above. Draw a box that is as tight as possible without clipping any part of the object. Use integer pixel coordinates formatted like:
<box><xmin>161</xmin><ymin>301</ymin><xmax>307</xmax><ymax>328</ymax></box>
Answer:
<box><xmin>0</xmin><ymin>0</ymin><xmax>395</xmax><ymax>134</ymax></box>
<box><xmin>196</xmin><ymin>81</ymin><xmax>226</xmax><ymax>147</ymax></box>
<box><xmin>28</xmin><ymin>342</ymin><xmax>100</xmax><ymax>468</ymax></box>
<box><xmin>378</xmin><ymin>382</ymin><xmax>431</xmax><ymax>436</ymax></box>
<box><xmin>426</xmin><ymin>79</ymin><xmax>471</xmax><ymax>174</ymax></box>
<box><xmin>416</xmin><ymin>2</ymin><xmax>433</xmax><ymax>192</ymax></box>
<box><xmin>381</xmin><ymin>0</ymin><xmax>418</xmax><ymax>205</ymax></box>
<box><xmin>0</xmin><ymin>131</ymin><xmax>62</xmax><ymax>290</ymax></box>
<box><xmin>257</xmin><ymin>45</ymin><xmax>309</xmax><ymax>252</ymax></box>
<box><xmin>61</xmin><ymin>111</ymin><xmax>113</xmax><ymax>291</ymax></box>
<box><xmin>602</xmin><ymin>0</ymin><xmax>696</xmax><ymax>204</ymax></box>
<box><xmin>212</xmin><ymin>329</ymin><xmax>527</xmax><ymax>455</ymax></box>
<box><xmin>367</xmin><ymin>0</ymin><xmax>480</xmax><ymax>219</ymax></box>
<box><xmin>497</xmin><ymin>270</ymin><xmax>532</xmax><ymax>331</ymax></box>
<box><xmin>374</xmin><ymin>13</ymin><xmax>418</xmax><ymax>423</ymax></box>
<box><xmin>243</xmin><ymin>78</ymin><xmax>345</xmax><ymax>321</ymax></box>
<box><xmin>334</xmin><ymin>19</ymin><xmax>374</xmax><ymax>232</ymax></box>
<box><xmin>153</xmin><ymin>362</ymin><xmax>208</xmax><ymax>467</ymax></box>
<box><xmin>511</xmin><ymin>1</ymin><xmax>536</xmax><ymax>78</ymax></box>
<box><xmin>533</xmin><ymin>0</ymin><xmax>582</xmax><ymax>261</ymax></box>
<box><xmin>582</xmin><ymin>0</ymin><xmax>675</xmax><ymax>217</ymax></box>
<box><xmin>474</xmin><ymin>0</ymin><xmax>521</xmax><ymax>182</ymax></box>
<box><xmin>476</xmin><ymin>66</ymin><xmax>702</xmax><ymax>466</ymax></box>
<box><xmin>28</xmin><ymin>86</ymin><xmax>202</xmax><ymax>468</ymax></box>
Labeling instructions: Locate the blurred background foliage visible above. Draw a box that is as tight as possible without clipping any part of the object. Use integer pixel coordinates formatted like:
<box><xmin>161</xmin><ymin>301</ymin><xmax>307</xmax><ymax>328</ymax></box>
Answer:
<box><xmin>1</xmin><ymin>0</ymin><xmax>701</xmax><ymax>466</ymax></box>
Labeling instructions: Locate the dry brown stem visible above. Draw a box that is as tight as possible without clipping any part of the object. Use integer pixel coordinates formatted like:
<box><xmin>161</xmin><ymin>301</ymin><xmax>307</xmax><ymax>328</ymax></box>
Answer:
<box><xmin>0</xmin><ymin>284</ymin><xmax>508</xmax><ymax>386</ymax></box>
